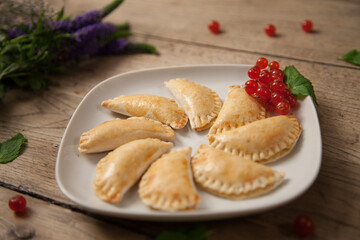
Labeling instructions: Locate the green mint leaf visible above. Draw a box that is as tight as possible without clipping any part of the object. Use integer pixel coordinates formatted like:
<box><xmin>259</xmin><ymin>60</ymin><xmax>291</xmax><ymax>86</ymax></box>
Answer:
<box><xmin>283</xmin><ymin>65</ymin><xmax>318</xmax><ymax>105</ymax></box>
<box><xmin>340</xmin><ymin>49</ymin><xmax>360</xmax><ymax>66</ymax></box>
<box><xmin>155</xmin><ymin>225</ymin><xmax>210</xmax><ymax>240</ymax></box>
<box><xmin>0</xmin><ymin>133</ymin><xmax>27</xmax><ymax>164</ymax></box>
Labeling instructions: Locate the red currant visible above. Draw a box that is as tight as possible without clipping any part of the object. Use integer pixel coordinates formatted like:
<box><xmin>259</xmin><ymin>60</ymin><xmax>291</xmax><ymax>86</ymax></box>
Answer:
<box><xmin>245</xmin><ymin>80</ymin><xmax>258</xmax><ymax>95</ymax></box>
<box><xmin>270</xmin><ymin>93</ymin><xmax>285</xmax><ymax>106</ymax></box>
<box><xmin>283</xmin><ymin>88</ymin><xmax>291</xmax><ymax>97</ymax></box>
<box><xmin>258</xmin><ymin>71</ymin><xmax>272</xmax><ymax>84</ymax></box>
<box><xmin>248</xmin><ymin>66</ymin><xmax>260</xmax><ymax>79</ymax></box>
<box><xmin>264</xmin><ymin>103</ymin><xmax>276</xmax><ymax>112</ymax></box>
<box><xmin>256</xmin><ymin>87</ymin><xmax>271</xmax><ymax>102</ymax></box>
<box><xmin>208</xmin><ymin>20</ymin><xmax>220</xmax><ymax>34</ymax></box>
<box><xmin>301</xmin><ymin>20</ymin><xmax>313</xmax><ymax>33</ymax></box>
<box><xmin>270</xmin><ymin>80</ymin><xmax>286</xmax><ymax>94</ymax></box>
<box><xmin>256</xmin><ymin>57</ymin><xmax>268</xmax><ymax>69</ymax></box>
<box><xmin>272</xmin><ymin>69</ymin><xmax>284</xmax><ymax>81</ymax></box>
<box><xmin>293</xmin><ymin>215</ymin><xmax>314</xmax><ymax>237</ymax></box>
<box><xmin>264</xmin><ymin>24</ymin><xmax>276</xmax><ymax>37</ymax></box>
<box><xmin>287</xmin><ymin>95</ymin><xmax>298</xmax><ymax>108</ymax></box>
<box><xmin>276</xmin><ymin>101</ymin><xmax>290</xmax><ymax>115</ymax></box>
<box><xmin>269</xmin><ymin>61</ymin><xmax>280</xmax><ymax>71</ymax></box>
<box><xmin>9</xmin><ymin>195</ymin><xmax>27</xmax><ymax>213</ymax></box>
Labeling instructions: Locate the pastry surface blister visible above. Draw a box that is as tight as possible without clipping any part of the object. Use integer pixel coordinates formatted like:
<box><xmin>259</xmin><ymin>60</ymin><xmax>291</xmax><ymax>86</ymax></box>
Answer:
<box><xmin>101</xmin><ymin>94</ymin><xmax>188</xmax><ymax>129</ymax></box>
<box><xmin>139</xmin><ymin>146</ymin><xmax>201</xmax><ymax>211</ymax></box>
<box><xmin>79</xmin><ymin>117</ymin><xmax>175</xmax><ymax>153</ymax></box>
<box><xmin>191</xmin><ymin>144</ymin><xmax>285</xmax><ymax>200</ymax></box>
<box><xmin>93</xmin><ymin>138</ymin><xmax>173</xmax><ymax>203</ymax></box>
<box><xmin>208</xmin><ymin>85</ymin><xmax>267</xmax><ymax>136</ymax></box>
<box><xmin>208</xmin><ymin>115</ymin><xmax>301</xmax><ymax>164</ymax></box>
<box><xmin>164</xmin><ymin>78</ymin><xmax>222</xmax><ymax>131</ymax></box>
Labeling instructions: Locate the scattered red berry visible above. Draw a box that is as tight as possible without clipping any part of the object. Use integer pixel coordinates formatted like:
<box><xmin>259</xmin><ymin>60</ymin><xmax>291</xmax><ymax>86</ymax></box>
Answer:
<box><xmin>264</xmin><ymin>24</ymin><xmax>276</xmax><ymax>37</ymax></box>
<box><xmin>256</xmin><ymin>57</ymin><xmax>268</xmax><ymax>69</ymax></box>
<box><xmin>276</xmin><ymin>101</ymin><xmax>291</xmax><ymax>115</ymax></box>
<box><xmin>208</xmin><ymin>20</ymin><xmax>220</xmax><ymax>34</ymax></box>
<box><xmin>301</xmin><ymin>20</ymin><xmax>313</xmax><ymax>33</ymax></box>
<box><xmin>9</xmin><ymin>195</ymin><xmax>27</xmax><ymax>213</ymax></box>
<box><xmin>293</xmin><ymin>215</ymin><xmax>314</xmax><ymax>237</ymax></box>
<box><xmin>248</xmin><ymin>66</ymin><xmax>260</xmax><ymax>79</ymax></box>
<box><xmin>269</xmin><ymin>61</ymin><xmax>280</xmax><ymax>70</ymax></box>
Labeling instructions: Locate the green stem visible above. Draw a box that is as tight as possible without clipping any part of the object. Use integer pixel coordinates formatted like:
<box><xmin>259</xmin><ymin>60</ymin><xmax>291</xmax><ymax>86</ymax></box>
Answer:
<box><xmin>101</xmin><ymin>0</ymin><xmax>124</xmax><ymax>18</ymax></box>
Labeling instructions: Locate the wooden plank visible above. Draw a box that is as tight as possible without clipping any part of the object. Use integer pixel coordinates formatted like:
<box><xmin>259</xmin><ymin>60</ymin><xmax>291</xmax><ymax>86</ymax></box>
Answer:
<box><xmin>1</xmin><ymin>36</ymin><xmax>359</xmax><ymax>240</ymax></box>
<box><xmin>0</xmin><ymin>187</ymin><xmax>149</xmax><ymax>240</ymax></box>
<box><xmin>47</xmin><ymin>0</ymin><xmax>360</xmax><ymax>67</ymax></box>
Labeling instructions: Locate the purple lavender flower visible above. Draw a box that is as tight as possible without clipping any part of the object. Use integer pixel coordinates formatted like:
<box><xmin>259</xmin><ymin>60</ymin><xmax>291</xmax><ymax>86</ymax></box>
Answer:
<box><xmin>100</xmin><ymin>38</ymin><xmax>129</xmax><ymax>55</ymax></box>
<box><xmin>68</xmin><ymin>22</ymin><xmax>117</xmax><ymax>59</ymax></box>
<box><xmin>54</xmin><ymin>10</ymin><xmax>102</xmax><ymax>33</ymax></box>
<box><xmin>8</xmin><ymin>28</ymin><xmax>27</xmax><ymax>38</ymax></box>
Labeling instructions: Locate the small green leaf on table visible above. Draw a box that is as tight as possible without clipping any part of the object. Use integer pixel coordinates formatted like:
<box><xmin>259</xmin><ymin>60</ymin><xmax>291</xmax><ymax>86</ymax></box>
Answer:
<box><xmin>0</xmin><ymin>133</ymin><xmax>27</xmax><ymax>164</ymax></box>
<box><xmin>339</xmin><ymin>49</ymin><xmax>360</xmax><ymax>66</ymax></box>
<box><xmin>283</xmin><ymin>65</ymin><xmax>318</xmax><ymax>105</ymax></box>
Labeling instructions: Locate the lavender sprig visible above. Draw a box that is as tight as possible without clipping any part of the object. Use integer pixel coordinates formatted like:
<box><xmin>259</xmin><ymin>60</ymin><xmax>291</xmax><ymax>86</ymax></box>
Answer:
<box><xmin>0</xmin><ymin>0</ymin><xmax>157</xmax><ymax>100</ymax></box>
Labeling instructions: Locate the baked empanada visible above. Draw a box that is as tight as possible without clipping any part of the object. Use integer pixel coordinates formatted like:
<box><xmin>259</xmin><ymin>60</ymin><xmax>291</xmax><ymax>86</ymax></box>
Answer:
<box><xmin>208</xmin><ymin>115</ymin><xmax>301</xmax><ymax>164</ymax></box>
<box><xmin>139</xmin><ymin>147</ymin><xmax>201</xmax><ymax>211</ymax></box>
<box><xmin>101</xmin><ymin>94</ymin><xmax>188</xmax><ymax>129</ymax></box>
<box><xmin>164</xmin><ymin>78</ymin><xmax>222</xmax><ymax>131</ymax></box>
<box><xmin>93</xmin><ymin>138</ymin><xmax>173</xmax><ymax>203</ymax></box>
<box><xmin>191</xmin><ymin>145</ymin><xmax>285</xmax><ymax>200</ymax></box>
<box><xmin>208</xmin><ymin>85</ymin><xmax>267</xmax><ymax>135</ymax></box>
<box><xmin>79</xmin><ymin>117</ymin><xmax>175</xmax><ymax>154</ymax></box>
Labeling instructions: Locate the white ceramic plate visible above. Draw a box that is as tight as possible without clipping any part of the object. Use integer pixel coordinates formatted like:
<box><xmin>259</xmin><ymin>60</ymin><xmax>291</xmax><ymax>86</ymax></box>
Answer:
<box><xmin>56</xmin><ymin>64</ymin><xmax>322</xmax><ymax>221</ymax></box>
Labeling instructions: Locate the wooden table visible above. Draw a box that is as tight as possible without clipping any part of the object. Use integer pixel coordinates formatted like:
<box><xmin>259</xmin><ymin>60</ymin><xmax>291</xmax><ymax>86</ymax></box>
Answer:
<box><xmin>1</xmin><ymin>0</ymin><xmax>359</xmax><ymax>239</ymax></box>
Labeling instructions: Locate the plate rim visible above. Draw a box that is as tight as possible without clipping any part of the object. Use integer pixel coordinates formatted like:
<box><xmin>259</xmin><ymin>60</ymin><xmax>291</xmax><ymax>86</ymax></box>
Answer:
<box><xmin>55</xmin><ymin>64</ymin><xmax>322</xmax><ymax>221</ymax></box>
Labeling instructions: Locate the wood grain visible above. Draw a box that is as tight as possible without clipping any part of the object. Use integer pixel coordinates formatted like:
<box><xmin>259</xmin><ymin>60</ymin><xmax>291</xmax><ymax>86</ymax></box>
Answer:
<box><xmin>1</xmin><ymin>0</ymin><xmax>360</xmax><ymax>239</ymax></box>
<box><xmin>49</xmin><ymin>0</ymin><xmax>360</xmax><ymax>67</ymax></box>
<box><xmin>0</xmin><ymin>187</ymin><xmax>149</xmax><ymax>240</ymax></box>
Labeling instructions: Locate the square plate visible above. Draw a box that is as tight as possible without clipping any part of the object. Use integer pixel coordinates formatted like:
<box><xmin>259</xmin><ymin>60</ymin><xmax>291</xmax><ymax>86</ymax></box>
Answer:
<box><xmin>55</xmin><ymin>64</ymin><xmax>322</xmax><ymax>221</ymax></box>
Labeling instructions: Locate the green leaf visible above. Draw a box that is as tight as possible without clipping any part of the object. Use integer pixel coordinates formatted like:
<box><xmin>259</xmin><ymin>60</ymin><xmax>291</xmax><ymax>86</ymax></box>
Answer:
<box><xmin>126</xmin><ymin>43</ymin><xmax>158</xmax><ymax>54</ymax></box>
<box><xmin>0</xmin><ymin>83</ymin><xmax>7</xmax><ymax>99</ymax></box>
<box><xmin>28</xmin><ymin>76</ymin><xmax>43</xmax><ymax>90</ymax></box>
<box><xmin>35</xmin><ymin>12</ymin><xmax>45</xmax><ymax>32</ymax></box>
<box><xmin>340</xmin><ymin>49</ymin><xmax>360</xmax><ymax>66</ymax></box>
<box><xmin>56</xmin><ymin>7</ymin><xmax>65</xmax><ymax>21</ymax></box>
<box><xmin>284</xmin><ymin>65</ymin><xmax>318</xmax><ymax>105</ymax></box>
<box><xmin>102</xmin><ymin>0</ymin><xmax>124</xmax><ymax>18</ymax></box>
<box><xmin>155</xmin><ymin>225</ymin><xmax>211</xmax><ymax>240</ymax></box>
<box><xmin>0</xmin><ymin>133</ymin><xmax>27</xmax><ymax>164</ymax></box>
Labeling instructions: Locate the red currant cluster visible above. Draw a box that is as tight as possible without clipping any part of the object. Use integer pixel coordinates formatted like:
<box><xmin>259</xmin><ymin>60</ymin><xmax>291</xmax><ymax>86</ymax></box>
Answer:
<box><xmin>245</xmin><ymin>57</ymin><xmax>297</xmax><ymax>115</ymax></box>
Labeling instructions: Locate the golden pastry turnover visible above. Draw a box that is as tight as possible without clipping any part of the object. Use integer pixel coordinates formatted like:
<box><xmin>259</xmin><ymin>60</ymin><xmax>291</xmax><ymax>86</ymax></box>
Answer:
<box><xmin>93</xmin><ymin>138</ymin><xmax>173</xmax><ymax>203</ymax></box>
<box><xmin>79</xmin><ymin>117</ymin><xmax>175</xmax><ymax>154</ymax></box>
<box><xmin>191</xmin><ymin>145</ymin><xmax>285</xmax><ymax>200</ymax></box>
<box><xmin>101</xmin><ymin>94</ymin><xmax>188</xmax><ymax>129</ymax></box>
<box><xmin>139</xmin><ymin>147</ymin><xmax>201</xmax><ymax>211</ymax></box>
<box><xmin>208</xmin><ymin>85</ymin><xmax>267</xmax><ymax>135</ymax></box>
<box><xmin>164</xmin><ymin>78</ymin><xmax>222</xmax><ymax>131</ymax></box>
<box><xmin>208</xmin><ymin>115</ymin><xmax>301</xmax><ymax>164</ymax></box>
